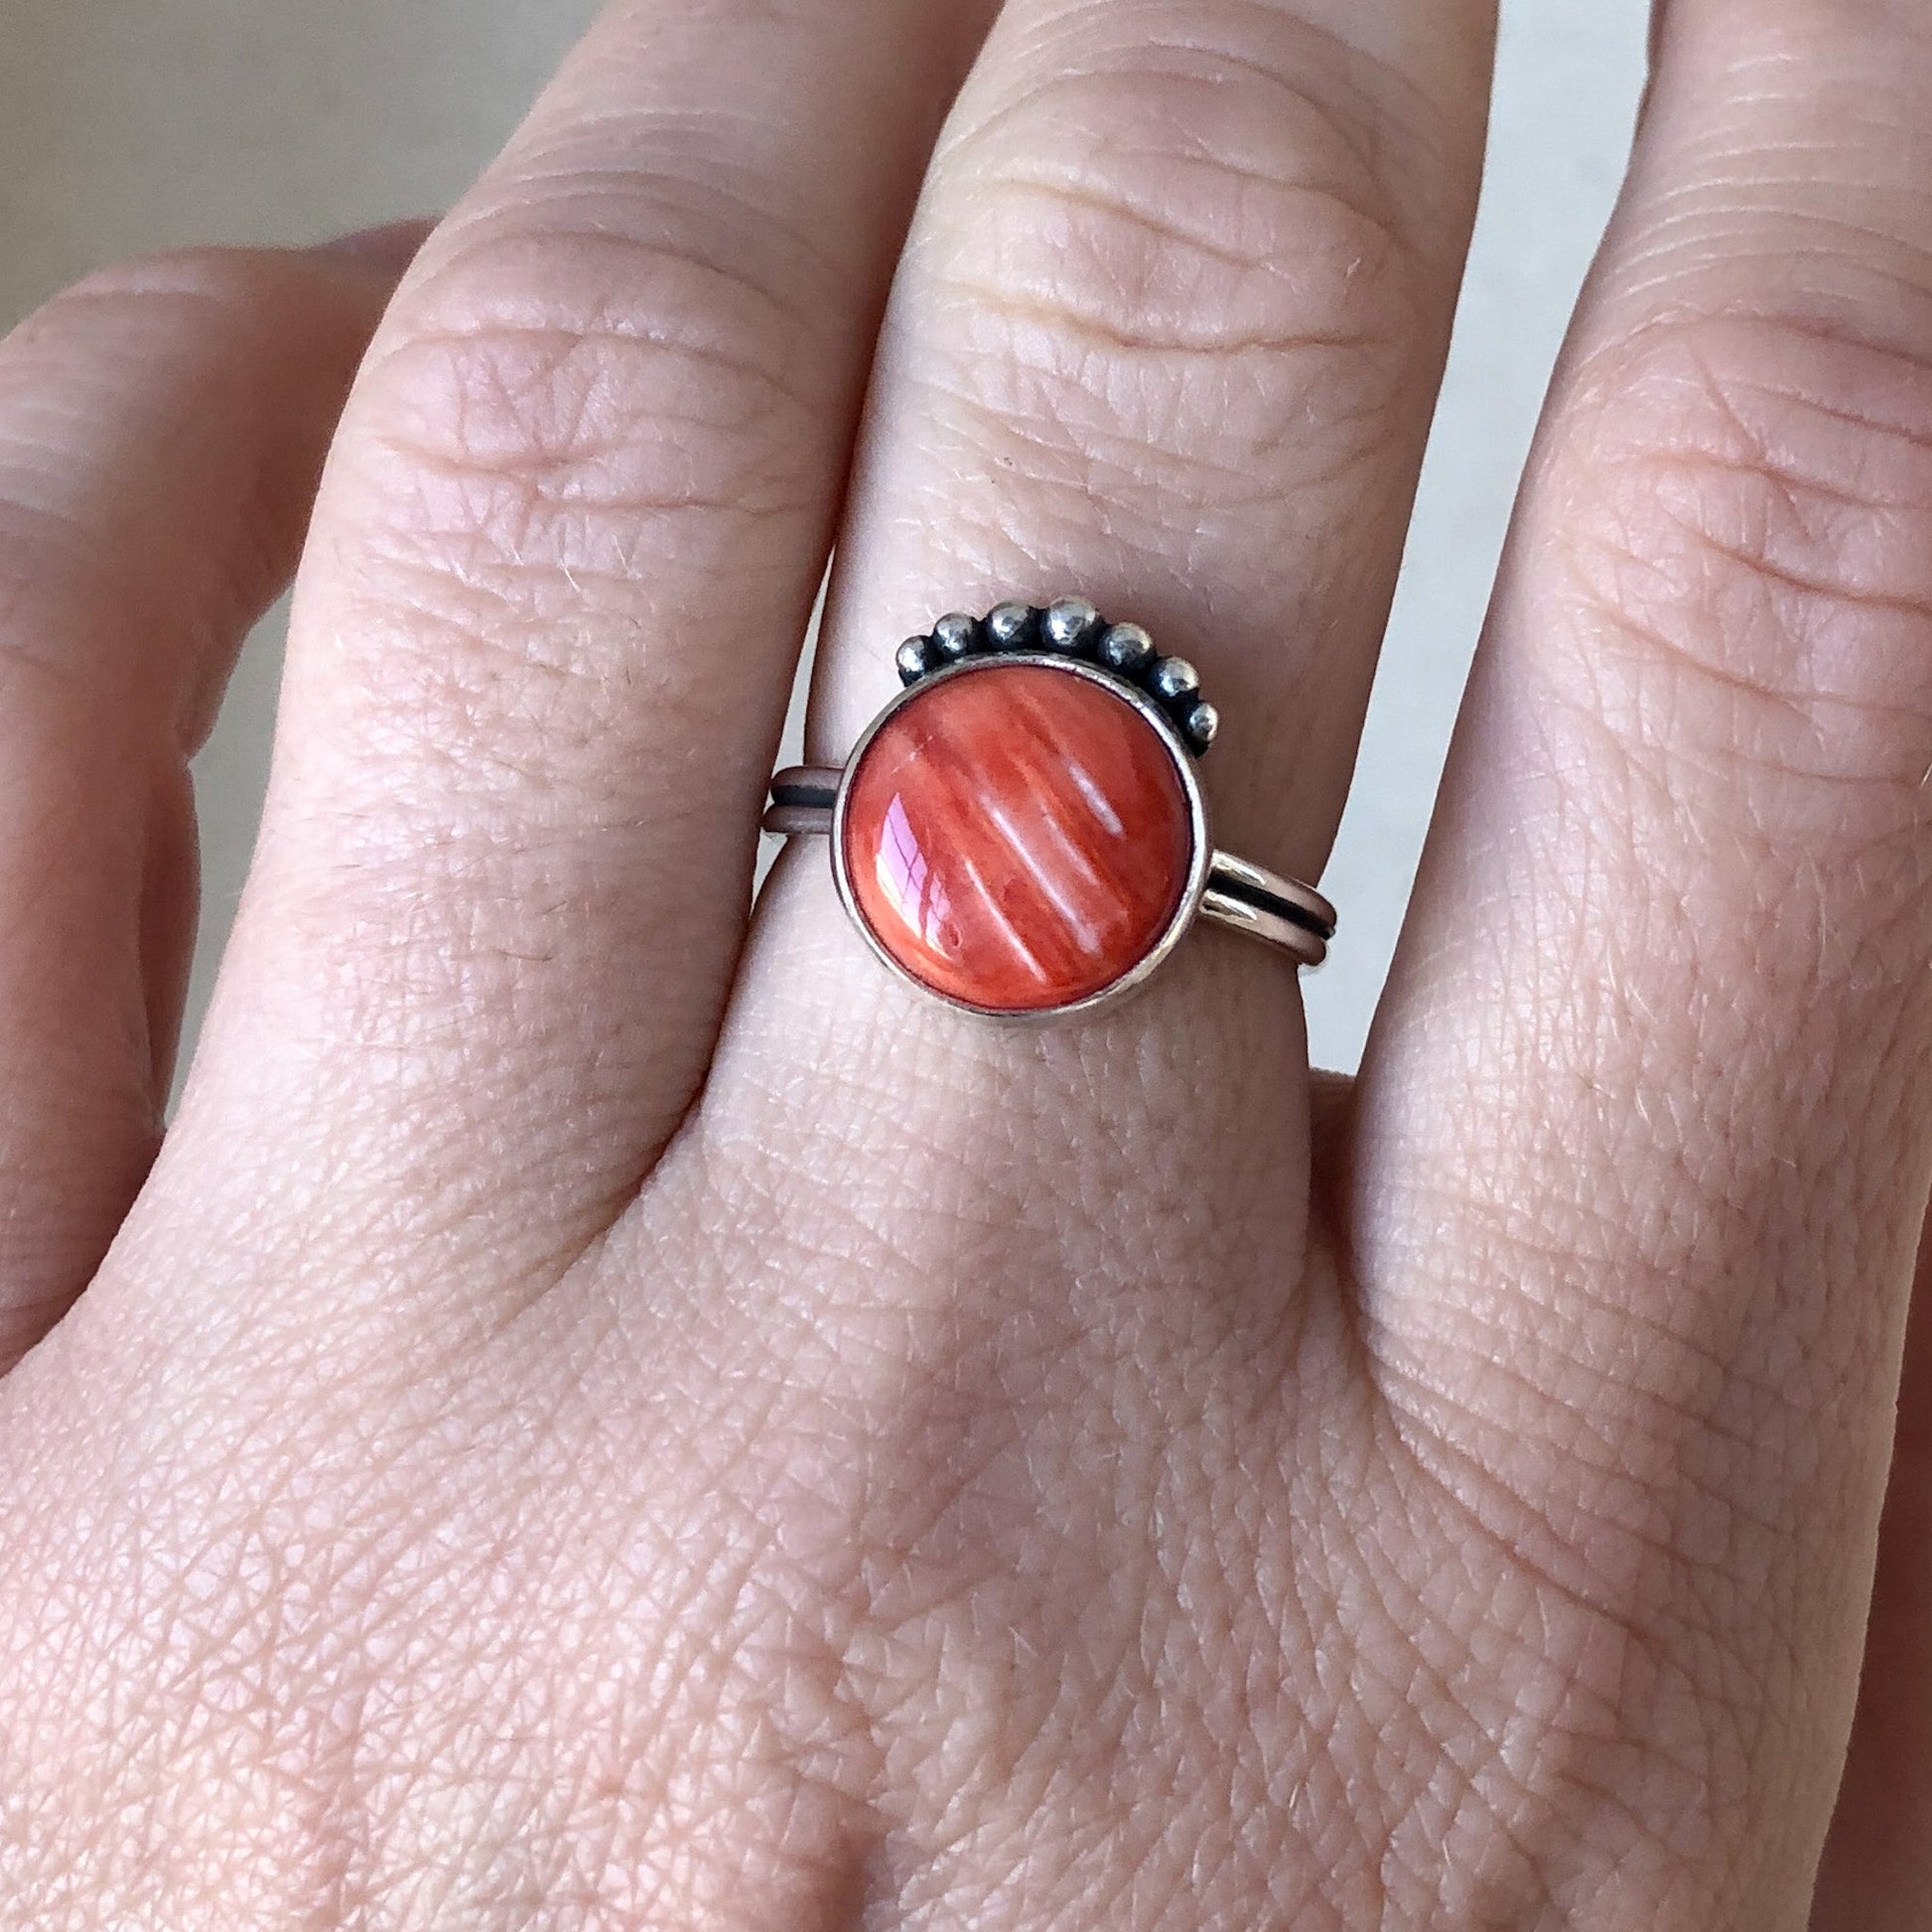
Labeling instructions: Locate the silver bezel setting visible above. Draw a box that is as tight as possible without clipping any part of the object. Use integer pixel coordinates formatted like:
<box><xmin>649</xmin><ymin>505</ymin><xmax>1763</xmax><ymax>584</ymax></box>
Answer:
<box><xmin>829</xmin><ymin>652</ymin><xmax>1213</xmax><ymax>1026</ymax></box>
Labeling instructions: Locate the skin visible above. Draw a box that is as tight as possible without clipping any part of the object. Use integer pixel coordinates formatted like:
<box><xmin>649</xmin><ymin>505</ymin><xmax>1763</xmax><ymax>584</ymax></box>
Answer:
<box><xmin>0</xmin><ymin>0</ymin><xmax>1928</xmax><ymax>1922</ymax></box>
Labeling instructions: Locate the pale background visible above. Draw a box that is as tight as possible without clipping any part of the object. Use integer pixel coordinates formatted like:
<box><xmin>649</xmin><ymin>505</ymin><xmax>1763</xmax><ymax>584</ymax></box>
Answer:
<box><xmin>0</xmin><ymin>1</ymin><xmax>1649</xmax><ymax>1075</ymax></box>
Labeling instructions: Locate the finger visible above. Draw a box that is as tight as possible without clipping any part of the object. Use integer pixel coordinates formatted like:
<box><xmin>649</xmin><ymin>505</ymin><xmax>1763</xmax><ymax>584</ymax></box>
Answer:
<box><xmin>0</xmin><ymin>241</ymin><xmax>407</xmax><ymax>1364</ymax></box>
<box><xmin>701</xmin><ymin>0</ymin><xmax>1493</xmax><ymax>1261</ymax></box>
<box><xmin>1358</xmin><ymin>0</ymin><xmax>1932</xmax><ymax>1899</ymax></box>
<box><xmin>1813</xmin><ymin>1204</ymin><xmax>1932</xmax><ymax>1928</ymax></box>
<box><xmin>146</xmin><ymin>1</ymin><xmax>997</xmax><ymax>1311</ymax></box>
<box><xmin>611</xmin><ymin>6</ymin><xmax>1492</xmax><ymax>1905</ymax></box>
<box><xmin>814</xmin><ymin>0</ymin><xmax>1496</xmax><ymax>872</ymax></box>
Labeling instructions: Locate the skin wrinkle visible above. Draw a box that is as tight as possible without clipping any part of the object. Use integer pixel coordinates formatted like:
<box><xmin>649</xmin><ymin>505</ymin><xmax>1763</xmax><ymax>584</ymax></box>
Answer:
<box><xmin>916</xmin><ymin>293</ymin><xmax>1412</xmax><ymax>476</ymax></box>
<box><xmin>948</xmin><ymin>116</ymin><xmax>1411</xmax><ymax>318</ymax></box>
<box><xmin>1383</xmin><ymin>1112</ymin><xmax>1908</xmax><ymax>1514</ymax></box>
<box><xmin>965</xmin><ymin>0</ymin><xmax>1463</xmax><ymax>222</ymax></box>
<box><xmin>447</xmin><ymin>143</ymin><xmax>860</xmax><ymax>297</ymax></box>
<box><xmin>934</xmin><ymin>266</ymin><xmax>1389</xmax><ymax>362</ymax></box>
<box><xmin>897</xmin><ymin>358</ymin><xmax>1388</xmax><ymax>537</ymax></box>
<box><xmin>1379</xmin><ymin>1224</ymin><xmax>1833</xmax><ymax>1466</ymax></box>
<box><xmin>916</xmin><ymin>125</ymin><xmax>1421</xmax><ymax>453</ymax></box>
<box><xmin>1553</xmin><ymin>448</ymin><xmax>1932</xmax><ymax>755</ymax></box>
<box><xmin>1376</xmin><ymin>1339</ymin><xmax>1796</xmax><ymax>1682</ymax></box>
<box><xmin>0</xmin><ymin>261</ymin><xmax>369</xmax><ymax>682</ymax></box>
<box><xmin>346</xmin><ymin>367</ymin><xmax>817</xmax><ymax>584</ymax></box>
<box><xmin>365</xmin><ymin>289</ymin><xmax>825</xmax><ymax>452</ymax></box>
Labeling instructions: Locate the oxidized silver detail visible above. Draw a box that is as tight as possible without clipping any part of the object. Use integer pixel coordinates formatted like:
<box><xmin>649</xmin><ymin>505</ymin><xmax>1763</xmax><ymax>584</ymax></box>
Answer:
<box><xmin>890</xmin><ymin>600</ymin><xmax>1220</xmax><ymax>759</ymax></box>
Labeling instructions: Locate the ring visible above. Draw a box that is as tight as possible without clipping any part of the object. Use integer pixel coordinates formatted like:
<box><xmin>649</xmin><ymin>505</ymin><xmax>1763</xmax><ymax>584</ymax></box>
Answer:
<box><xmin>763</xmin><ymin>599</ymin><xmax>1337</xmax><ymax>1022</ymax></box>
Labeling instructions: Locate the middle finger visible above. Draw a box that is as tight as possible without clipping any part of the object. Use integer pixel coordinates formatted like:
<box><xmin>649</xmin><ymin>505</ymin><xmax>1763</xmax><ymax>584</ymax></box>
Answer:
<box><xmin>113</xmin><ymin>0</ymin><xmax>996</xmax><ymax>1340</ymax></box>
<box><xmin>637</xmin><ymin>5</ymin><xmax>1504</xmax><ymax>1906</ymax></box>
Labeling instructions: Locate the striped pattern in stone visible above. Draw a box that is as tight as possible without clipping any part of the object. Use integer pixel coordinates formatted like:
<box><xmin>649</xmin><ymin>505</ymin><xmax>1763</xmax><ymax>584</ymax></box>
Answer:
<box><xmin>841</xmin><ymin>663</ymin><xmax>1194</xmax><ymax>1013</ymax></box>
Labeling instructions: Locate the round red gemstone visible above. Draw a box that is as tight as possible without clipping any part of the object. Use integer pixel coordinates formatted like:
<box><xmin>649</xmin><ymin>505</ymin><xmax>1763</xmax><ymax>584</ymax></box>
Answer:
<box><xmin>840</xmin><ymin>661</ymin><xmax>1196</xmax><ymax>1013</ymax></box>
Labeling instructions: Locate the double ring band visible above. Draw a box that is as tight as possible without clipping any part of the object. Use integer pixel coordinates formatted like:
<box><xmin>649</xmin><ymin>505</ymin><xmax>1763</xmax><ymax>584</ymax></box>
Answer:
<box><xmin>763</xmin><ymin>599</ymin><xmax>1337</xmax><ymax>1023</ymax></box>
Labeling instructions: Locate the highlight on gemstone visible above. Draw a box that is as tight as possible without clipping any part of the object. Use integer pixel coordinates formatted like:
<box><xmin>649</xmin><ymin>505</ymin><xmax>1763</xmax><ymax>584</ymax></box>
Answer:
<box><xmin>839</xmin><ymin>661</ymin><xmax>1196</xmax><ymax>1014</ymax></box>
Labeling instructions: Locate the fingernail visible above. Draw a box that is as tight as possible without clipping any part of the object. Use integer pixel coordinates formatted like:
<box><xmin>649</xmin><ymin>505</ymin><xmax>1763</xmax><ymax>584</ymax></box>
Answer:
<box><xmin>309</xmin><ymin>217</ymin><xmax>436</xmax><ymax>275</ymax></box>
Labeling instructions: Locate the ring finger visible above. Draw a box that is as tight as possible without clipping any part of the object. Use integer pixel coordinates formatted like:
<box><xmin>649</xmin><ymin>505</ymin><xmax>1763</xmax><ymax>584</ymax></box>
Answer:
<box><xmin>695</xmin><ymin>0</ymin><xmax>1497</xmax><ymax>1254</ymax></box>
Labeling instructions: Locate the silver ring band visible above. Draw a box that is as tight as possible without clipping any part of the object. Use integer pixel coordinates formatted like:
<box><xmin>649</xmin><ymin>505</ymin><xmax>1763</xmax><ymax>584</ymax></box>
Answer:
<box><xmin>763</xmin><ymin>765</ymin><xmax>1336</xmax><ymax>971</ymax></box>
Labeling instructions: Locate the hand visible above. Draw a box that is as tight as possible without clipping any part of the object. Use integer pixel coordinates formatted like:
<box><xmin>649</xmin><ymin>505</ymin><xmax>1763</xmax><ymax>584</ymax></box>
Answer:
<box><xmin>2</xmin><ymin>1</ymin><xmax>1929</xmax><ymax>1924</ymax></box>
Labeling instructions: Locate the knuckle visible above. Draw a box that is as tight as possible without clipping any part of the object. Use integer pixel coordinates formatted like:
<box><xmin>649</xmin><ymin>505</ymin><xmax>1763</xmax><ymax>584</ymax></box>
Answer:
<box><xmin>1545</xmin><ymin>314</ymin><xmax>1932</xmax><ymax>807</ymax></box>
<box><xmin>919</xmin><ymin>32</ymin><xmax>1438</xmax><ymax>498</ymax></box>
<box><xmin>0</xmin><ymin>246</ymin><xmax>335</xmax><ymax>715</ymax></box>
<box><xmin>346</xmin><ymin>194</ymin><xmax>830</xmax><ymax>587</ymax></box>
<box><xmin>0</xmin><ymin>246</ymin><xmax>313</xmax><ymax>440</ymax></box>
<box><xmin>21</xmin><ymin>245</ymin><xmax>284</xmax><ymax>342</ymax></box>
<box><xmin>303</xmin><ymin>188</ymin><xmax>839</xmax><ymax>818</ymax></box>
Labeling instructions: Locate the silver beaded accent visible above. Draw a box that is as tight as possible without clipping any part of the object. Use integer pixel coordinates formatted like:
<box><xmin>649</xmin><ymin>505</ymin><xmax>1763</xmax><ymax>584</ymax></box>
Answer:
<box><xmin>1097</xmin><ymin>622</ymin><xmax>1156</xmax><ymax>677</ymax></box>
<box><xmin>896</xmin><ymin>635</ymin><xmax>935</xmax><ymax>686</ymax></box>
<box><xmin>931</xmin><ymin>612</ymin><xmax>982</xmax><ymax>660</ymax></box>
<box><xmin>889</xmin><ymin>601</ymin><xmax>1219</xmax><ymax>758</ymax></box>
<box><xmin>1041</xmin><ymin>597</ymin><xmax>1103</xmax><ymax>654</ymax></box>
<box><xmin>985</xmin><ymin>602</ymin><xmax>1038</xmax><ymax>651</ymax></box>
<box><xmin>1147</xmin><ymin>656</ymin><xmax>1200</xmax><ymax>708</ymax></box>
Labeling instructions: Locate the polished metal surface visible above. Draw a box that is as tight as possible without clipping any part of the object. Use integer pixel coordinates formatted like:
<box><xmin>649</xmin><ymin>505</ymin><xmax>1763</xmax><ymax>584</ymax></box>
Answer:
<box><xmin>1204</xmin><ymin>851</ymin><xmax>1337</xmax><ymax>939</ymax></box>
<box><xmin>760</xmin><ymin>802</ymin><xmax>834</xmax><ymax>838</ymax></box>
<box><xmin>1198</xmin><ymin>886</ymin><xmax>1330</xmax><ymax>969</ymax></box>
<box><xmin>760</xmin><ymin>763</ymin><xmax>839</xmax><ymax>838</ymax></box>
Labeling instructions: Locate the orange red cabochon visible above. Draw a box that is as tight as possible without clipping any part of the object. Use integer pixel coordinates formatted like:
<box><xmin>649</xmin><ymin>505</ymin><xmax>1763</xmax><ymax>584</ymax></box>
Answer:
<box><xmin>840</xmin><ymin>662</ymin><xmax>1196</xmax><ymax>1014</ymax></box>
